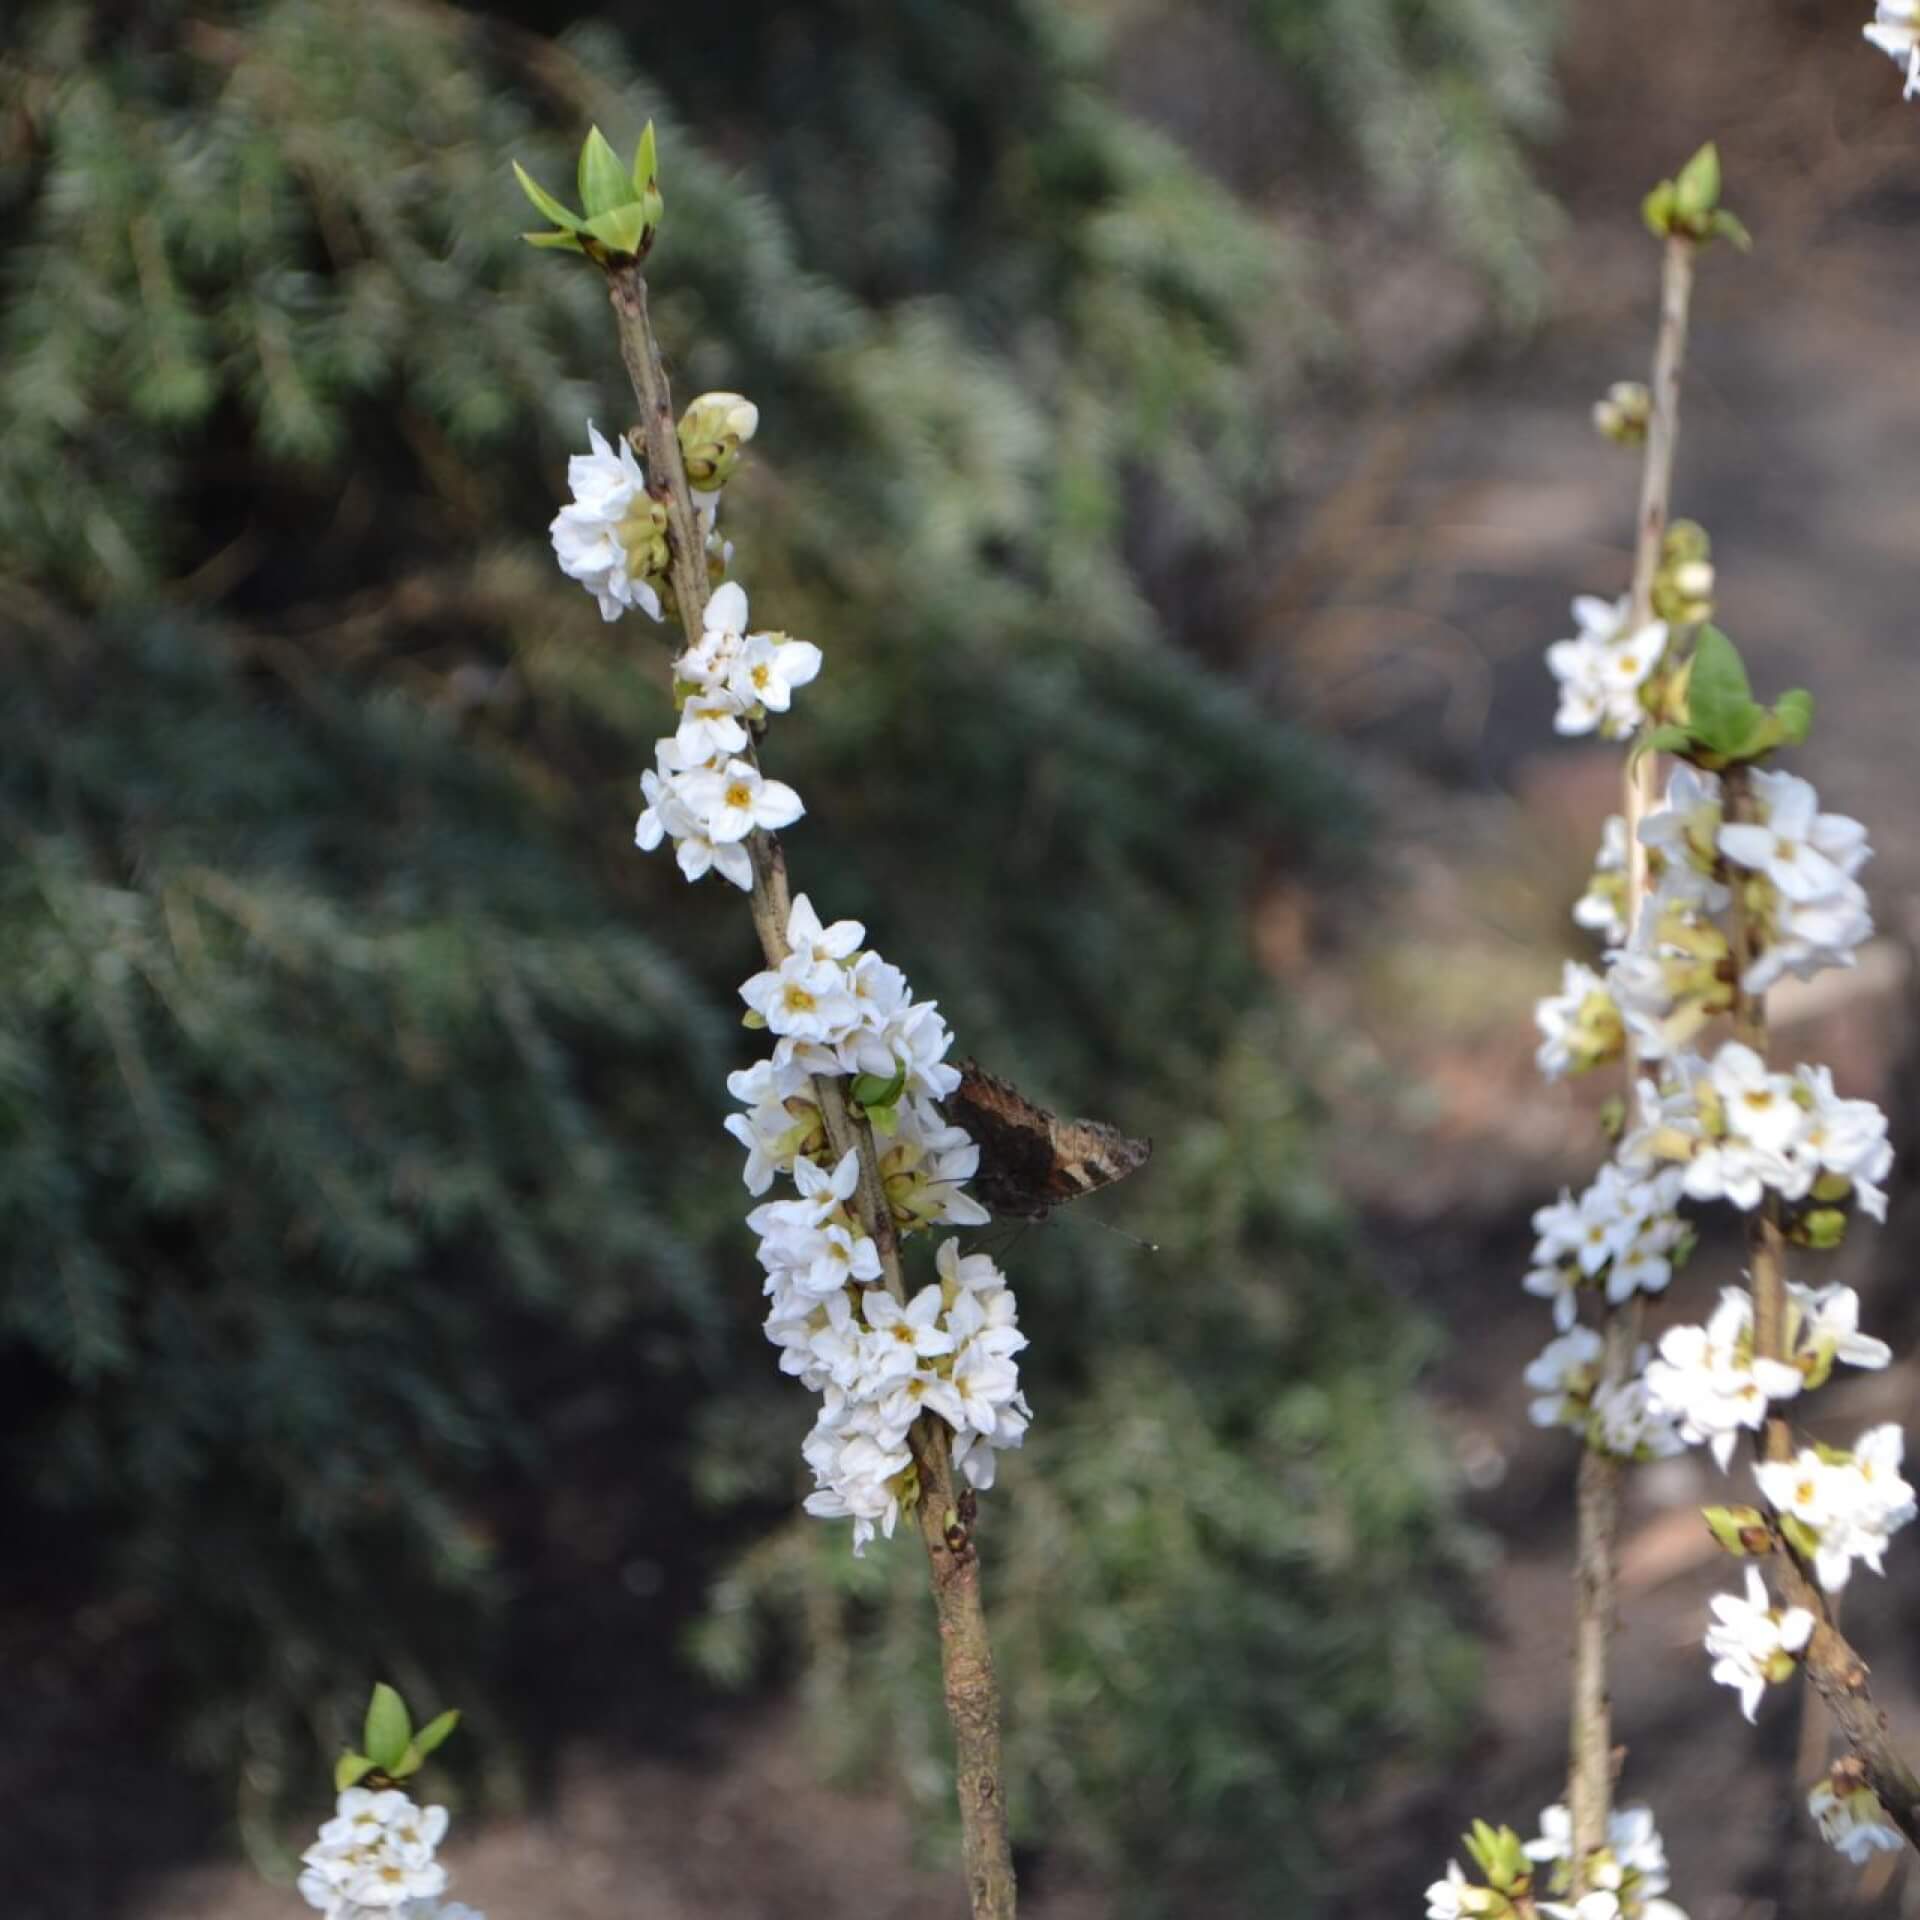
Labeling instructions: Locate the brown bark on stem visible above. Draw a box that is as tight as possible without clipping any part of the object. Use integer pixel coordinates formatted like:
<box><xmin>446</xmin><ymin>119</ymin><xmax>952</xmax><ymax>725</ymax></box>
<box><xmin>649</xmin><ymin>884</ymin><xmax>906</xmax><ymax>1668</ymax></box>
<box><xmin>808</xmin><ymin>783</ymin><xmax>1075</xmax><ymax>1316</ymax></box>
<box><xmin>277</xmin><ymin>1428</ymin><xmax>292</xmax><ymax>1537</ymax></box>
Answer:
<box><xmin>1721</xmin><ymin>763</ymin><xmax>1920</xmax><ymax>1855</ymax></box>
<box><xmin>607</xmin><ymin>263</ymin><xmax>1017</xmax><ymax>1918</ymax></box>
<box><xmin>1567</xmin><ymin>235</ymin><xmax>1697</xmax><ymax>1889</ymax></box>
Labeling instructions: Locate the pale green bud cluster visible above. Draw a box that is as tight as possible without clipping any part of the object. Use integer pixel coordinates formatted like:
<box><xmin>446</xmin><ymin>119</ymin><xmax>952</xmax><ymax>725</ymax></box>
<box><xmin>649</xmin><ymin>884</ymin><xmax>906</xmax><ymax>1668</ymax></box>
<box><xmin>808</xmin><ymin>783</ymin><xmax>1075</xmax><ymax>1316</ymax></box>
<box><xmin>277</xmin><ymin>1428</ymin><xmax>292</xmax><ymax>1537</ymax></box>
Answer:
<box><xmin>1642</xmin><ymin>141</ymin><xmax>1751</xmax><ymax>251</ymax></box>
<box><xmin>1651</xmin><ymin>520</ymin><xmax>1715</xmax><ymax>631</ymax></box>
<box><xmin>1592</xmin><ymin>380</ymin><xmax>1651</xmax><ymax>445</ymax></box>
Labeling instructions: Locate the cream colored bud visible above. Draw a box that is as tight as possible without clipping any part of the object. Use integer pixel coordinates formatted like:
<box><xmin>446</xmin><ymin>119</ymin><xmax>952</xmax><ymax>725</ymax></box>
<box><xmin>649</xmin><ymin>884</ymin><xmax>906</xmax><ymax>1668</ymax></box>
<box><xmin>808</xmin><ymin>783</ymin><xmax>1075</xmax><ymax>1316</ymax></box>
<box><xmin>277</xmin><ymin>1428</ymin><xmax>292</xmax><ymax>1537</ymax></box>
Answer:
<box><xmin>679</xmin><ymin>391</ymin><xmax>760</xmax><ymax>489</ymax></box>
<box><xmin>1674</xmin><ymin>560</ymin><xmax>1715</xmax><ymax>600</ymax></box>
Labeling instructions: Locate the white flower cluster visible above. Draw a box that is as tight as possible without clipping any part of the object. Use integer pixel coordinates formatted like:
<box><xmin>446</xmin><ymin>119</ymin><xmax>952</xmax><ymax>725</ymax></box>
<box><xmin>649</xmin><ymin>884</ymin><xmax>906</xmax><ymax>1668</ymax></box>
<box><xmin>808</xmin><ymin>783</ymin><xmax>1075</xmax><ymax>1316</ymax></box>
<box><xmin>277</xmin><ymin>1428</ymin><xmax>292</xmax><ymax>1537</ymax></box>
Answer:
<box><xmin>1643</xmin><ymin>1282</ymin><xmax>1888</xmax><ymax>1469</ymax></box>
<box><xmin>1866</xmin><ymin>1</ymin><xmax>1920</xmax><ymax>97</ymax></box>
<box><xmin>1525</xmin><ymin>1163</ymin><xmax>1688</xmax><ymax>1331</ymax></box>
<box><xmin>733</xmin><ymin>896</ymin><xmax>1024</xmax><ymax>1552</ymax></box>
<box><xmin>634</xmin><ymin>583</ymin><xmax>816</xmax><ymax>889</ymax></box>
<box><xmin>1810</xmin><ymin>1775</ymin><xmax>1906</xmax><ymax>1862</ymax></box>
<box><xmin>1546</xmin><ymin>595</ymin><xmax>1670</xmax><ymax>739</ymax></box>
<box><xmin>1716</xmin><ymin>769</ymin><xmax>1873</xmax><ymax>993</ymax></box>
<box><xmin>1622</xmin><ymin>1043</ymin><xmax>1892</xmax><ymax>1220</ymax></box>
<box><xmin>1755</xmin><ymin>1424</ymin><xmax>1916</xmax><ymax>1593</ymax></box>
<box><xmin>550</xmin><ymin>422</ymin><xmax>669</xmax><ymax>623</ymax></box>
<box><xmin>1523</xmin><ymin>1326</ymin><xmax>1686</xmax><ymax>1459</ymax></box>
<box><xmin>1425</xmin><ymin>1804</ymin><xmax>1687</xmax><ymax>1920</ymax></box>
<box><xmin>1703</xmin><ymin>1564</ymin><xmax>1814</xmax><ymax>1720</ymax></box>
<box><xmin>298</xmin><ymin>1789</ymin><xmax>479</xmax><ymax>1920</ymax></box>
<box><xmin>1528</xmin><ymin>1802</ymin><xmax>1688</xmax><ymax>1920</ymax></box>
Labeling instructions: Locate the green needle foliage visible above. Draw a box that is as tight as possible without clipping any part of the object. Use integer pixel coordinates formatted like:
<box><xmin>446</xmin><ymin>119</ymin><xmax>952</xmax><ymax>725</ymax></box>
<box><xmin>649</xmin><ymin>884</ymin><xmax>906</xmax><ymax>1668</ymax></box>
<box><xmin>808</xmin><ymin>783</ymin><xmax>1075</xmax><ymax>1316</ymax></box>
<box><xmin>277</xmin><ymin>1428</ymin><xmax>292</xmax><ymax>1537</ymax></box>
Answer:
<box><xmin>0</xmin><ymin>0</ymin><xmax>1525</xmax><ymax>1900</ymax></box>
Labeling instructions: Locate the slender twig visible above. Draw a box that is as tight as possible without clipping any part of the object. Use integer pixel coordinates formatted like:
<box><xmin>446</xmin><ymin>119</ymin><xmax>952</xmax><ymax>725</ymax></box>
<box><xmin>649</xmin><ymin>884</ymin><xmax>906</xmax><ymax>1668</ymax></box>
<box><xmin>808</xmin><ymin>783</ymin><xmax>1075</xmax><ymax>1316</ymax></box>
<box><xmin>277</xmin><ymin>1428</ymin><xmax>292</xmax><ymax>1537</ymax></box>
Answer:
<box><xmin>1566</xmin><ymin>234</ymin><xmax>1697</xmax><ymax>1887</ymax></box>
<box><xmin>606</xmin><ymin>262</ymin><xmax>1018</xmax><ymax>1920</ymax></box>
<box><xmin>1718</xmin><ymin>761</ymin><xmax>1920</xmax><ymax>1854</ymax></box>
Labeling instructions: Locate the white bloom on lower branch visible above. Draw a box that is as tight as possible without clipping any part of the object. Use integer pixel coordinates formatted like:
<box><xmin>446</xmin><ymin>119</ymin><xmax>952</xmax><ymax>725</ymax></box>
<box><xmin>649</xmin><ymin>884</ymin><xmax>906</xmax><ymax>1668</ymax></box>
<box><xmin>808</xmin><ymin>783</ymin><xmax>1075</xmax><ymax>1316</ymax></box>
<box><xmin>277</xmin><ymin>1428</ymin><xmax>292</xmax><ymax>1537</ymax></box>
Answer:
<box><xmin>1535</xmin><ymin>960</ymin><xmax>1623</xmax><ymax>1080</ymax></box>
<box><xmin>1704</xmin><ymin>1565</ymin><xmax>1814</xmax><ymax>1720</ymax></box>
<box><xmin>1809</xmin><ymin>1773</ymin><xmax>1906</xmax><ymax>1861</ymax></box>
<box><xmin>1754</xmin><ymin>1424</ymin><xmax>1916</xmax><ymax>1593</ymax></box>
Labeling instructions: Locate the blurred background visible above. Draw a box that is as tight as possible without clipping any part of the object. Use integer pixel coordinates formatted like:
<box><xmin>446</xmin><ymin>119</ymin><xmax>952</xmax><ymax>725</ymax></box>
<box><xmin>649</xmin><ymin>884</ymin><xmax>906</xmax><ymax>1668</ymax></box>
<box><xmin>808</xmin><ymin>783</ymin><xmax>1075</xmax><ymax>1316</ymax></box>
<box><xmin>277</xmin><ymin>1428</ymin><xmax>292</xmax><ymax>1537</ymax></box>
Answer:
<box><xmin>2</xmin><ymin>1</ymin><xmax>1917</xmax><ymax>1915</ymax></box>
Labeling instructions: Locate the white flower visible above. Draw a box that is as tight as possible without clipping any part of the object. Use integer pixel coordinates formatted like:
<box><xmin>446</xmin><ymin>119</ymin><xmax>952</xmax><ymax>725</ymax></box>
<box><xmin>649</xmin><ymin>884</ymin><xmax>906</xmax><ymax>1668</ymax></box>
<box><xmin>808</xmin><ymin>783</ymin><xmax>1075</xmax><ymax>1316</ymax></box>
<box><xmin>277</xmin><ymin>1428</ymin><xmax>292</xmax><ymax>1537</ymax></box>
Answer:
<box><xmin>1866</xmin><ymin>2</ymin><xmax>1920</xmax><ymax>98</ymax></box>
<box><xmin>1791</xmin><ymin>1280</ymin><xmax>1892</xmax><ymax>1374</ymax></box>
<box><xmin>729</xmin><ymin>632</ymin><xmax>824</xmax><ymax>714</ymax></box>
<box><xmin>1756</xmin><ymin>1425</ymin><xmax>1916</xmax><ymax>1592</ymax></box>
<box><xmin>1704</xmin><ymin>1565</ymin><xmax>1814</xmax><ymax>1720</ymax></box>
<box><xmin>1809</xmin><ymin>1776</ymin><xmax>1906</xmax><ymax>1861</ymax></box>
<box><xmin>1717</xmin><ymin>770</ymin><xmax>1864</xmax><ymax>903</ymax></box>
<box><xmin>1795</xmin><ymin>1066</ymin><xmax>1894</xmax><ymax>1221</ymax></box>
<box><xmin>1525</xmin><ymin>1326</ymin><xmax>1604</xmax><ymax>1430</ymax></box>
<box><xmin>1642</xmin><ymin>1290</ymin><xmax>1802</xmax><ymax>1469</ymax></box>
<box><xmin>1573</xmin><ymin>814</ymin><xmax>1631</xmax><ymax>945</ymax></box>
<box><xmin>1545</xmin><ymin>596</ymin><xmax>1667</xmax><ymax>738</ymax></box>
<box><xmin>298</xmin><ymin>1790</ymin><xmax>453</xmax><ymax>1919</ymax></box>
<box><xmin>1535</xmin><ymin>960</ymin><xmax>1620</xmax><ymax>1080</ymax></box>
<box><xmin>1424</xmin><ymin>1862</ymin><xmax>1475</xmax><ymax>1920</ymax></box>
<box><xmin>549</xmin><ymin>423</ymin><xmax>664</xmax><ymax>622</ymax></box>
<box><xmin>1591</xmin><ymin>1376</ymin><xmax>1687</xmax><ymax>1461</ymax></box>
<box><xmin>677</xmin><ymin>755</ymin><xmax>804</xmax><ymax>844</ymax></box>
<box><xmin>1710</xmin><ymin>1043</ymin><xmax>1806</xmax><ymax>1157</ymax></box>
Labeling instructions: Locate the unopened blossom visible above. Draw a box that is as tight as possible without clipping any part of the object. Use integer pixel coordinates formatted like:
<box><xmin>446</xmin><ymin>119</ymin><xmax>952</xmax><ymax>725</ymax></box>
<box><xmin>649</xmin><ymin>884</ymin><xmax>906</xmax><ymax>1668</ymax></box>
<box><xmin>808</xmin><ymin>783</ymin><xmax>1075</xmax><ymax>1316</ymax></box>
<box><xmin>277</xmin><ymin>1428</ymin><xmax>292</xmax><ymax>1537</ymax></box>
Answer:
<box><xmin>1809</xmin><ymin>1775</ymin><xmax>1905</xmax><ymax>1862</ymax></box>
<box><xmin>1755</xmin><ymin>1425</ymin><xmax>1916</xmax><ymax>1593</ymax></box>
<box><xmin>1865</xmin><ymin>1</ymin><xmax>1920</xmax><ymax>98</ymax></box>
<box><xmin>550</xmin><ymin>423</ymin><xmax>665</xmax><ymax>622</ymax></box>
<box><xmin>1545</xmin><ymin>595</ymin><xmax>1668</xmax><ymax>739</ymax></box>
<box><xmin>1704</xmin><ymin>1564</ymin><xmax>1814</xmax><ymax>1720</ymax></box>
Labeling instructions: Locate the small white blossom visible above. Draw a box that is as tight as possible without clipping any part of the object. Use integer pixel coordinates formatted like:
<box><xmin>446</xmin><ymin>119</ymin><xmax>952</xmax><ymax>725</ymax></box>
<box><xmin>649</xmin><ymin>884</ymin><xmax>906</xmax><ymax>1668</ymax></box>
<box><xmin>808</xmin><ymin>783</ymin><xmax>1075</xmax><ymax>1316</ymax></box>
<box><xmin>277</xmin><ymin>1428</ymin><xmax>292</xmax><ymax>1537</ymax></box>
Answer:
<box><xmin>1535</xmin><ymin>960</ymin><xmax>1620</xmax><ymax>1080</ymax></box>
<box><xmin>1755</xmin><ymin>1425</ymin><xmax>1916</xmax><ymax>1592</ymax></box>
<box><xmin>549</xmin><ymin>423</ymin><xmax>664</xmax><ymax>622</ymax></box>
<box><xmin>1809</xmin><ymin>1775</ymin><xmax>1906</xmax><ymax>1861</ymax></box>
<box><xmin>1545</xmin><ymin>595</ymin><xmax>1668</xmax><ymax>739</ymax></box>
<box><xmin>1573</xmin><ymin>814</ymin><xmax>1631</xmax><ymax>945</ymax></box>
<box><xmin>1704</xmin><ymin>1564</ymin><xmax>1814</xmax><ymax>1720</ymax></box>
<box><xmin>1525</xmin><ymin>1326</ymin><xmax>1605</xmax><ymax>1430</ymax></box>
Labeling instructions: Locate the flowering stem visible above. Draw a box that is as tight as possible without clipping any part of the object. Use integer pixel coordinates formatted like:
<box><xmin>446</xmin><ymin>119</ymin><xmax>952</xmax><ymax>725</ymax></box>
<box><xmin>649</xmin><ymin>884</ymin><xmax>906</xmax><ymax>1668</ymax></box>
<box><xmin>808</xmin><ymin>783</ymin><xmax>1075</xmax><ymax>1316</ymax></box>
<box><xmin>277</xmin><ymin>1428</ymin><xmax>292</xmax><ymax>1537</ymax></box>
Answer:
<box><xmin>606</xmin><ymin>262</ymin><xmax>1018</xmax><ymax>1920</ymax></box>
<box><xmin>1567</xmin><ymin>233</ymin><xmax>1697</xmax><ymax>1887</ymax></box>
<box><xmin>1719</xmin><ymin>764</ymin><xmax>1920</xmax><ymax>1852</ymax></box>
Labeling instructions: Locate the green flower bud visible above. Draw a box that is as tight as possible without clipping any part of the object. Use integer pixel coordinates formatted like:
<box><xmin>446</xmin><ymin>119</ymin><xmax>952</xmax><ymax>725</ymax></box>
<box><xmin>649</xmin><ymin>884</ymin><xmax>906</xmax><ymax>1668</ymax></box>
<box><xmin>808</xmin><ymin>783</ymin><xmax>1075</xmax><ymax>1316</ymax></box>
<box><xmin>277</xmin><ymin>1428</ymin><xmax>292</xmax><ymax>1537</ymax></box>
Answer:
<box><xmin>514</xmin><ymin>121</ymin><xmax>664</xmax><ymax>265</ymax></box>
<box><xmin>679</xmin><ymin>391</ymin><xmax>761</xmax><ymax>490</ymax></box>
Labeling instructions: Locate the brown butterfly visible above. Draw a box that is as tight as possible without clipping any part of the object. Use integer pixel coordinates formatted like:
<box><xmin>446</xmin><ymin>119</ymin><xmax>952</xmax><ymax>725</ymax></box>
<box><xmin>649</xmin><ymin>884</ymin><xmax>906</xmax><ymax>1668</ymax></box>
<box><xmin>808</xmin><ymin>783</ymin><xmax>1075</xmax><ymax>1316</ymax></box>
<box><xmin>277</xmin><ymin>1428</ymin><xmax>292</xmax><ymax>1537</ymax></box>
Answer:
<box><xmin>942</xmin><ymin>1061</ymin><xmax>1152</xmax><ymax>1221</ymax></box>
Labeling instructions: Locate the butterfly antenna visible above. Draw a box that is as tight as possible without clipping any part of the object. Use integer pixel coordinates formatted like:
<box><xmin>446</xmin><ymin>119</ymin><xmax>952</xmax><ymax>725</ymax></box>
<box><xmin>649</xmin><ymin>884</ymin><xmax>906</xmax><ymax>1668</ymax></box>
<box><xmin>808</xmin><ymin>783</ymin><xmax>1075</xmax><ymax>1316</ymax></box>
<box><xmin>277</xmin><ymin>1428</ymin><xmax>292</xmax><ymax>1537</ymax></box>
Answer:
<box><xmin>1060</xmin><ymin>1213</ymin><xmax>1160</xmax><ymax>1254</ymax></box>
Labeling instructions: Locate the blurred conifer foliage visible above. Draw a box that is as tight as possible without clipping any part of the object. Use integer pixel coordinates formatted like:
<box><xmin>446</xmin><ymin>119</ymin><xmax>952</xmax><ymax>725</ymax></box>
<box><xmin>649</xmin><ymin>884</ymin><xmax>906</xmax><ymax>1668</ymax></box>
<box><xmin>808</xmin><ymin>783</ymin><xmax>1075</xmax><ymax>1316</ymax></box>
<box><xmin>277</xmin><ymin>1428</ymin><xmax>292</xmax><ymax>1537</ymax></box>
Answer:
<box><xmin>0</xmin><ymin>0</ymin><xmax>1543</xmax><ymax>1901</ymax></box>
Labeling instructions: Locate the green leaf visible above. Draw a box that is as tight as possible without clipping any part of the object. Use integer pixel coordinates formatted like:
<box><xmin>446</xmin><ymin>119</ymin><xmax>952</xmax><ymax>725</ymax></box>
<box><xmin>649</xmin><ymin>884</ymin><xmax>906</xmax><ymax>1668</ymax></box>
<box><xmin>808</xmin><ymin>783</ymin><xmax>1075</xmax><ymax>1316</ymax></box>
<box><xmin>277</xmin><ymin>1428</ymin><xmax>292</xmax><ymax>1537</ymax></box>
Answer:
<box><xmin>511</xmin><ymin>160</ymin><xmax>583</xmax><ymax>232</ymax></box>
<box><xmin>364</xmin><ymin>1683</ymin><xmax>412</xmax><ymax>1773</ymax></box>
<box><xmin>1642</xmin><ymin>179</ymin><xmax>1676</xmax><ymax>238</ymax></box>
<box><xmin>413</xmin><ymin>1708</ymin><xmax>461</xmax><ymax>1758</ymax></box>
<box><xmin>390</xmin><ymin>1744</ymin><xmax>423</xmax><ymax>1778</ymax></box>
<box><xmin>335</xmin><ymin>1750</ymin><xmax>377</xmax><ymax>1793</ymax></box>
<box><xmin>1686</xmin><ymin>625</ymin><xmax>1756</xmax><ymax>751</ymax></box>
<box><xmin>583</xmin><ymin>204</ymin><xmax>648</xmax><ymax>258</ymax></box>
<box><xmin>577</xmin><ymin>126</ymin><xmax>631</xmax><ymax>220</ymax></box>
<box><xmin>1674</xmin><ymin>141</ymin><xmax>1721</xmax><ymax>220</ymax></box>
<box><xmin>1774</xmin><ymin>688</ymin><xmax>1814</xmax><ymax>745</ymax></box>
<box><xmin>521</xmin><ymin>229</ymin><xmax>586</xmax><ymax>253</ymax></box>
<box><xmin>633</xmin><ymin>120</ymin><xmax>658</xmax><ymax>194</ymax></box>
<box><xmin>1711</xmin><ymin>208</ymin><xmax>1753</xmax><ymax>252</ymax></box>
<box><xmin>1629</xmin><ymin>722</ymin><xmax>1697</xmax><ymax>768</ymax></box>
